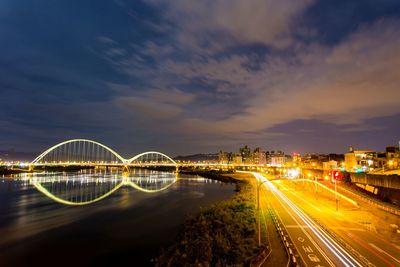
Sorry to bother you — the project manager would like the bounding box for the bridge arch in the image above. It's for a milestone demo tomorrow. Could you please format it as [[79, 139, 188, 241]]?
[[31, 174, 179, 205], [127, 151, 177, 166], [32, 180, 125, 206], [30, 139, 126, 165]]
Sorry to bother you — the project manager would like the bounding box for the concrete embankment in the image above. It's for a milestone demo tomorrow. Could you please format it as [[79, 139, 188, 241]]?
[[349, 173, 400, 206]]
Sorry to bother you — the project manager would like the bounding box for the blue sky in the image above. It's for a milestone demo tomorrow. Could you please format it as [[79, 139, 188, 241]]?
[[1, 0, 400, 156]]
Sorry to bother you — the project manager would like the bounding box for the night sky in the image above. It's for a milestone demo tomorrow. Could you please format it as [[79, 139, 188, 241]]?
[[1, 0, 400, 156]]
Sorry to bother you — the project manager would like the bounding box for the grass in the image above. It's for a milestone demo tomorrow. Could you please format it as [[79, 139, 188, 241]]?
[[156, 182, 261, 267]]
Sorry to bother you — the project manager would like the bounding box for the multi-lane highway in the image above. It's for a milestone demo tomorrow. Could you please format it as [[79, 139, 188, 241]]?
[[252, 172, 366, 267], [275, 178, 400, 267]]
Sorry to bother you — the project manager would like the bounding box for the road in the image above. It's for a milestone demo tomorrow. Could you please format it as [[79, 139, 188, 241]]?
[[275, 178, 400, 267], [252, 172, 365, 267]]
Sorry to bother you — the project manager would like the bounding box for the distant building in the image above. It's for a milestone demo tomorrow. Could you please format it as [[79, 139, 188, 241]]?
[[301, 153, 326, 168], [240, 145, 252, 164], [232, 153, 242, 165], [292, 153, 301, 163], [267, 150, 286, 167], [328, 153, 344, 163], [218, 150, 228, 164], [386, 146, 400, 159], [345, 147, 376, 172], [322, 160, 338, 170], [285, 154, 293, 165], [253, 147, 266, 165], [384, 146, 400, 169]]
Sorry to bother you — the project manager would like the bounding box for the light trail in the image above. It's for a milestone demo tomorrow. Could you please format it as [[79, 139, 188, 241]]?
[[252, 172, 364, 267], [277, 182, 322, 212], [368, 243, 400, 265], [261, 178, 336, 267], [291, 179, 359, 207]]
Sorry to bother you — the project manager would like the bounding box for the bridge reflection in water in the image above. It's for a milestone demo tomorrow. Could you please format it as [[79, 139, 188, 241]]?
[[27, 168, 179, 206]]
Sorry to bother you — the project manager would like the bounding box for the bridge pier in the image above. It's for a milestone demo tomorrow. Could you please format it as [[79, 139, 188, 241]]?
[[123, 165, 130, 174]]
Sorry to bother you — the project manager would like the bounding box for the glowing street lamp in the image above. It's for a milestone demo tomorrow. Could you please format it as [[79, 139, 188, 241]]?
[[383, 160, 394, 173], [332, 171, 340, 211], [256, 179, 269, 246], [257, 180, 269, 211]]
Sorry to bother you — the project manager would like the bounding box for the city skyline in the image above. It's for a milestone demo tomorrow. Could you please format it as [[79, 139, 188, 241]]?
[[1, 139, 399, 162], [1, 0, 400, 155]]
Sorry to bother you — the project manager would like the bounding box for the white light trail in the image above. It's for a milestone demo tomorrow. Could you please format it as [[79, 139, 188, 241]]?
[[252, 172, 363, 267]]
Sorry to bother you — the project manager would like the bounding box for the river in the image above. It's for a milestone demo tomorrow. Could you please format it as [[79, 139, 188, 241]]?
[[0, 169, 235, 266]]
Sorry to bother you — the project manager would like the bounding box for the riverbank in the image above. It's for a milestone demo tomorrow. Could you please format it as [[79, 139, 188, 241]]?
[[135, 166, 239, 184], [0, 165, 96, 176], [178, 168, 238, 184], [156, 174, 264, 266], [0, 167, 26, 175]]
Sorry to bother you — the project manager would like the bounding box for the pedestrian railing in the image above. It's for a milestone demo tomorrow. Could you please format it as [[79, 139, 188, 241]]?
[[268, 207, 300, 267]]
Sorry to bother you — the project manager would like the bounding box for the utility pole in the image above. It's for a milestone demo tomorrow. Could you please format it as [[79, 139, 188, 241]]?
[[315, 176, 318, 193], [314, 176, 318, 201], [332, 171, 338, 212], [257, 178, 269, 246], [257, 179, 269, 210], [335, 178, 338, 211]]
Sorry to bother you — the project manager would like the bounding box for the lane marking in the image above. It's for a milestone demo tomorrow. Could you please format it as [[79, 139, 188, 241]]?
[[345, 233, 396, 267], [303, 245, 314, 253], [261, 185, 319, 267], [286, 225, 309, 228], [257, 173, 362, 267], [291, 179, 359, 207], [308, 254, 321, 262], [244, 171, 363, 267], [330, 227, 365, 231], [281, 179, 400, 266], [285, 225, 366, 231], [368, 243, 400, 264], [259, 204, 274, 266], [275, 189, 355, 267], [260, 186, 313, 267], [262, 179, 335, 267], [278, 182, 322, 212]]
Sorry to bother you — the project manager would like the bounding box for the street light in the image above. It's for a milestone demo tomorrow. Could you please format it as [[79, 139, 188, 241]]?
[[314, 175, 318, 195], [257, 179, 269, 210], [335, 178, 338, 211], [331, 171, 339, 211], [382, 160, 394, 174], [256, 178, 269, 246]]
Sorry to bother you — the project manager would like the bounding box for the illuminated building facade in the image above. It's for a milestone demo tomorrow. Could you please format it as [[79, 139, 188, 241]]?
[[344, 147, 376, 172]]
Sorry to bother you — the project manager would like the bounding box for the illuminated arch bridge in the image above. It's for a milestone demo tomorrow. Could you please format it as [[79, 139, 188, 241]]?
[[29, 170, 179, 205], [30, 139, 177, 169]]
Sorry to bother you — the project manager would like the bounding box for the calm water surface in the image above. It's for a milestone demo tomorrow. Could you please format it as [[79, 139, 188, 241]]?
[[0, 169, 235, 267]]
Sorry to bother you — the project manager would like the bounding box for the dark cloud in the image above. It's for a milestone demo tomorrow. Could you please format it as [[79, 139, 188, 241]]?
[[1, 0, 400, 155]]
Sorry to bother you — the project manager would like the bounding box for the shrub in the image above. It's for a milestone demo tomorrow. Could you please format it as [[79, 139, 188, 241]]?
[[156, 183, 259, 266]]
